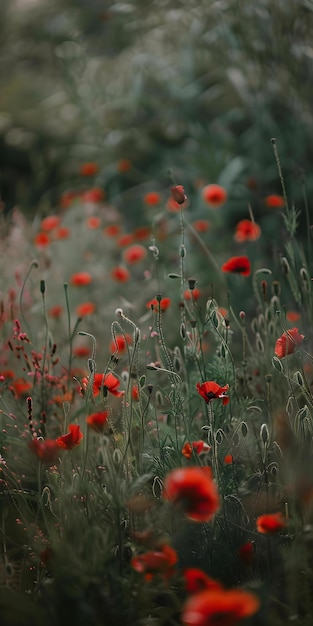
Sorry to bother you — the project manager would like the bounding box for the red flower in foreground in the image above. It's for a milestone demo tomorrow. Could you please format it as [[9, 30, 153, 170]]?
[[86, 411, 109, 432], [79, 162, 99, 177], [234, 219, 261, 242], [264, 194, 285, 208], [182, 440, 211, 460], [182, 587, 260, 626], [143, 191, 161, 206], [202, 184, 227, 208], [196, 381, 229, 405], [81, 372, 124, 398], [123, 244, 147, 264], [131, 544, 177, 582], [76, 302, 96, 317], [70, 272, 93, 287], [221, 256, 251, 276], [146, 297, 171, 312], [256, 512, 286, 534], [274, 327, 304, 358], [56, 424, 83, 450], [163, 466, 220, 522], [110, 266, 130, 283], [184, 569, 222, 594], [29, 438, 59, 463]]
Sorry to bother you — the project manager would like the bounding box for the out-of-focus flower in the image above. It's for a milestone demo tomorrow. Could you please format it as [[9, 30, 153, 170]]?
[[286, 311, 301, 323], [202, 184, 227, 208], [256, 512, 285, 534], [79, 162, 99, 176], [196, 381, 229, 405], [9, 378, 32, 398], [81, 372, 124, 398], [86, 410, 109, 432], [55, 226, 70, 240], [110, 266, 130, 283], [109, 333, 132, 354], [184, 569, 223, 594], [221, 256, 251, 276], [224, 454, 233, 464], [117, 159, 132, 172], [103, 224, 121, 237], [29, 438, 59, 463], [41, 215, 60, 231], [146, 297, 171, 312], [143, 192, 161, 206], [76, 302, 96, 317], [234, 219, 261, 242], [56, 424, 83, 450], [239, 542, 255, 566], [184, 288, 201, 301], [86, 216, 101, 229], [73, 345, 91, 358], [192, 220, 210, 233], [48, 305, 63, 319], [163, 466, 220, 522], [123, 244, 147, 264], [70, 272, 93, 287], [82, 187, 105, 203], [34, 232, 50, 248], [133, 226, 151, 241], [264, 194, 285, 208], [274, 327, 304, 358], [131, 544, 178, 582], [117, 233, 134, 247], [182, 586, 260, 626]]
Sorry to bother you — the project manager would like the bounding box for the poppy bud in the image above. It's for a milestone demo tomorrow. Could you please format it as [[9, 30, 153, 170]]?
[[171, 185, 187, 204]]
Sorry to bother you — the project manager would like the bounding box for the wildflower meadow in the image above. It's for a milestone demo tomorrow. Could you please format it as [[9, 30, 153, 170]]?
[[1, 1, 313, 625]]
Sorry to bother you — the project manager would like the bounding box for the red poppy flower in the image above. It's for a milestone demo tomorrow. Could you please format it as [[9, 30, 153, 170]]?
[[202, 184, 227, 208], [9, 378, 32, 398], [41, 215, 60, 231], [86, 216, 101, 229], [60, 190, 77, 208], [224, 454, 233, 464], [221, 256, 251, 276], [55, 226, 70, 240], [132, 385, 139, 401], [184, 288, 201, 301], [143, 191, 161, 206], [264, 194, 285, 208], [82, 187, 105, 203], [196, 381, 229, 405], [256, 512, 285, 534], [103, 224, 121, 237], [86, 410, 109, 432], [182, 587, 260, 626], [117, 159, 132, 172], [56, 424, 83, 450], [184, 569, 223, 594], [163, 466, 220, 522], [73, 345, 91, 358], [182, 441, 211, 460], [146, 297, 171, 312], [131, 544, 177, 582], [109, 333, 132, 354], [274, 327, 304, 358], [81, 372, 124, 398], [171, 184, 187, 205], [192, 220, 210, 233], [133, 226, 151, 241], [110, 266, 130, 283], [76, 302, 96, 317], [286, 311, 301, 323], [34, 232, 50, 248], [79, 162, 99, 177], [29, 438, 59, 463], [48, 305, 63, 318], [123, 244, 147, 264], [239, 542, 255, 566], [117, 233, 134, 247], [234, 219, 261, 242], [70, 272, 93, 287]]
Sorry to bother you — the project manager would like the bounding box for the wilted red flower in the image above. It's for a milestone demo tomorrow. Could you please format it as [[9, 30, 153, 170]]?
[[117, 159, 132, 172], [70, 272, 93, 287], [131, 544, 178, 582], [109, 333, 132, 354], [82, 187, 105, 203], [171, 185, 187, 205], [41, 215, 60, 231], [264, 194, 285, 208], [192, 220, 210, 233], [286, 311, 301, 323], [182, 587, 260, 626], [56, 424, 83, 450], [110, 266, 130, 283], [48, 305, 63, 318], [256, 512, 285, 534], [239, 542, 255, 566], [234, 219, 261, 242], [196, 381, 229, 405], [184, 569, 223, 594], [86, 410, 109, 432], [163, 466, 220, 522], [29, 438, 59, 464], [221, 256, 251, 276], [184, 288, 201, 301], [143, 191, 161, 206], [55, 226, 70, 240], [34, 232, 50, 248], [146, 297, 171, 312], [274, 327, 304, 358], [202, 184, 227, 208], [182, 440, 211, 460], [76, 302, 96, 317], [86, 216, 101, 229], [79, 162, 99, 177], [81, 372, 124, 398], [123, 244, 147, 264], [103, 224, 121, 237]]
